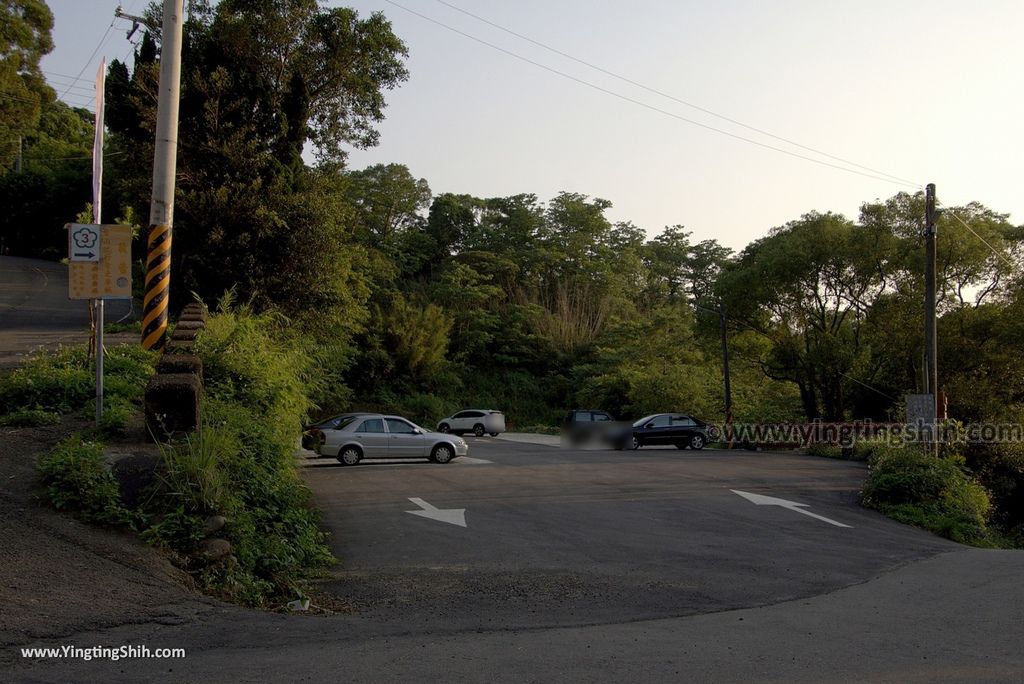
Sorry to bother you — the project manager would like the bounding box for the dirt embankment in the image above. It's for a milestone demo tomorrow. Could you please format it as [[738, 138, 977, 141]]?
[[0, 418, 215, 660]]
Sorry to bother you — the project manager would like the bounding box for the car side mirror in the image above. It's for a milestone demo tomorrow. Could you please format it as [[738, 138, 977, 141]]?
[[645, 423, 654, 428]]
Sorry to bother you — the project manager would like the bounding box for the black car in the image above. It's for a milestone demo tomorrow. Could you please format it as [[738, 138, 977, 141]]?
[[301, 412, 372, 451], [622, 413, 719, 450]]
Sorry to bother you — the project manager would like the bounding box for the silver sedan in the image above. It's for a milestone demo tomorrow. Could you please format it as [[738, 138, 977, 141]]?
[[316, 413, 469, 466]]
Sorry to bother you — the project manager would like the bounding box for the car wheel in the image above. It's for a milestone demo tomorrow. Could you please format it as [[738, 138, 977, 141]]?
[[338, 446, 362, 466], [432, 444, 454, 464], [630, 435, 641, 450], [438, 423, 450, 433], [473, 424, 485, 437], [689, 434, 706, 450], [489, 432, 499, 437]]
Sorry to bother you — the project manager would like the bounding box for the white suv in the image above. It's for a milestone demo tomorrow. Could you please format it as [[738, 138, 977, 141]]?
[[437, 409, 506, 437]]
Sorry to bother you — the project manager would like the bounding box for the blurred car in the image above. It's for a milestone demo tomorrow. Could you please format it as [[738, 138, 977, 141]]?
[[436, 409, 506, 437], [622, 413, 719, 450], [561, 409, 624, 446], [301, 412, 371, 450], [316, 413, 468, 465]]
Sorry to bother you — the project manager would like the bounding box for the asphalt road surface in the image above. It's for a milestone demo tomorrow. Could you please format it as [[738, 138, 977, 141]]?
[[10, 437, 1024, 682], [0, 256, 131, 368]]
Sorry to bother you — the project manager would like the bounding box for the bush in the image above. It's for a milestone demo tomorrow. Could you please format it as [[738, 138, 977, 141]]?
[[96, 397, 135, 437], [0, 408, 60, 427], [806, 442, 843, 459], [37, 436, 133, 527], [142, 301, 333, 606], [861, 445, 992, 545], [964, 442, 1024, 540]]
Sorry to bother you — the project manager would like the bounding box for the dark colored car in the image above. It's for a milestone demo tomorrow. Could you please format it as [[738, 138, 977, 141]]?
[[301, 412, 372, 451], [623, 413, 719, 450], [562, 409, 624, 446]]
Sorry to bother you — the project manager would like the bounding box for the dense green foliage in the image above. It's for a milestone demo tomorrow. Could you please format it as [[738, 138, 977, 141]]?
[[861, 445, 993, 545], [0, 0, 55, 171], [38, 435, 134, 526], [144, 302, 333, 605]]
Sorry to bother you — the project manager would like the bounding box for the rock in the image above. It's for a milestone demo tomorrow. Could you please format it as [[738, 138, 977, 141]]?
[[203, 515, 227, 535], [200, 538, 232, 560]]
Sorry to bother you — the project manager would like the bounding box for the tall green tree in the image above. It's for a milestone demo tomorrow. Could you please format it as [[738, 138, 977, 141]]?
[[0, 0, 54, 171]]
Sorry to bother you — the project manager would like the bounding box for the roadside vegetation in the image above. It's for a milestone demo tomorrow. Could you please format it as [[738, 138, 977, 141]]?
[[7, 301, 335, 607]]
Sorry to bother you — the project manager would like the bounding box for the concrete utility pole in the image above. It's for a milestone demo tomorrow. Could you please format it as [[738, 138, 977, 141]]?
[[141, 0, 184, 351], [718, 301, 733, 446], [923, 185, 938, 411], [924, 183, 939, 450]]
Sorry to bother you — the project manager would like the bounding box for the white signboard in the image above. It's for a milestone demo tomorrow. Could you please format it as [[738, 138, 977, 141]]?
[[68, 223, 101, 262]]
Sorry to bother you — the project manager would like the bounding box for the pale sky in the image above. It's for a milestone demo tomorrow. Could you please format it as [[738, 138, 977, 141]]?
[[42, 0, 1024, 250]]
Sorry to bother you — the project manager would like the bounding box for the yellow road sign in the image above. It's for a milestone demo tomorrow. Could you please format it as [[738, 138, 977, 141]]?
[[67, 224, 133, 300]]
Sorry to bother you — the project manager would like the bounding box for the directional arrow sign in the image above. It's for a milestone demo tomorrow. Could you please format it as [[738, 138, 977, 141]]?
[[405, 497, 466, 528], [731, 490, 851, 528]]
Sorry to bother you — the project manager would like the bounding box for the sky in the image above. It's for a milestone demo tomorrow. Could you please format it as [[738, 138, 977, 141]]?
[[41, 0, 1024, 251]]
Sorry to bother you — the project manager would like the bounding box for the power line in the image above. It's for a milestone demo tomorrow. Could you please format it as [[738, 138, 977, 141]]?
[[431, 0, 919, 188], [938, 202, 1017, 271], [58, 21, 115, 101], [382, 0, 920, 190]]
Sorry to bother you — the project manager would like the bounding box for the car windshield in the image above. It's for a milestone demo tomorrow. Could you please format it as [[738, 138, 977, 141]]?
[[632, 415, 660, 428]]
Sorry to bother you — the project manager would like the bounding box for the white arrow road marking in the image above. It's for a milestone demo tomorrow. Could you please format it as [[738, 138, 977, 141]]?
[[731, 490, 852, 528], [405, 497, 467, 528]]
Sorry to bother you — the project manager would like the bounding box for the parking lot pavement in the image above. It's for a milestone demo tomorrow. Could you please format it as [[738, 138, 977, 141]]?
[[495, 431, 562, 447], [301, 437, 954, 635]]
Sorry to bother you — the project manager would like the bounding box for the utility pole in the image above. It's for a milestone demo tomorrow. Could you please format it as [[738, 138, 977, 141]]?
[[141, 0, 184, 351], [924, 183, 938, 451], [718, 301, 734, 446]]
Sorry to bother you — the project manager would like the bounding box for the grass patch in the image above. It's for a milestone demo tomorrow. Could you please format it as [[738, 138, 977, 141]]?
[[0, 408, 61, 427], [0, 344, 156, 416], [37, 435, 134, 527]]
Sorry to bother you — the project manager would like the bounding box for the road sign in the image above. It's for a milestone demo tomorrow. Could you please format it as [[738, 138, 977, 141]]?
[[69, 224, 101, 262], [67, 224, 132, 300]]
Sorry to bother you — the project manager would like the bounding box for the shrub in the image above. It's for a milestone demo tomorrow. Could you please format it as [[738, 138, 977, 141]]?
[[37, 436, 133, 527], [142, 301, 333, 606], [396, 392, 451, 427], [96, 397, 135, 437], [0, 408, 60, 427], [806, 442, 842, 459], [861, 445, 992, 545], [964, 442, 1024, 538]]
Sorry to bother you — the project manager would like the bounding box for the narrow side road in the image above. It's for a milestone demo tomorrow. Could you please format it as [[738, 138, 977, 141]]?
[[0, 256, 131, 369]]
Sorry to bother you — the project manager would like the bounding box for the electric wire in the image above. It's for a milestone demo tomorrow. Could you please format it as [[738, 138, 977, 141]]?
[[431, 0, 919, 188], [383, 0, 920, 189]]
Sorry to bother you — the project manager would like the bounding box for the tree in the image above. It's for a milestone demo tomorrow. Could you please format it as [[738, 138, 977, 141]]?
[[0, 0, 54, 171], [104, 2, 410, 317], [719, 211, 895, 420], [345, 163, 431, 251]]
